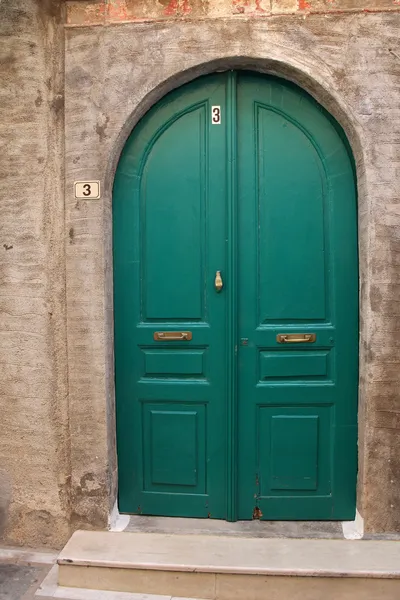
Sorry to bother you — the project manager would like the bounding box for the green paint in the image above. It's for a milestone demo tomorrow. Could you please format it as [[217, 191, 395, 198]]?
[[113, 72, 358, 520]]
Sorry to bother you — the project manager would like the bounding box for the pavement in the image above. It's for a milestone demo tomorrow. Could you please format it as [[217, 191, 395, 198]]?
[[0, 547, 56, 600], [0, 563, 52, 600]]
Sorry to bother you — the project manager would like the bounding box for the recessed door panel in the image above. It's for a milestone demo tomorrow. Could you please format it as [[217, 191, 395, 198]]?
[[143, 404, 206, 492], [142, 108, 206, 321], [259, 350, 330, 381], [269, 414, 319, 491], [256, 106, 327, 323], [142, 349, 206, 378]]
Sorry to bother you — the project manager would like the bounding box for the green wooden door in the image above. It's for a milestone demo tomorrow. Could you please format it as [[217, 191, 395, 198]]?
[[114, 75, 228, 518], [236, 73, 358, 520], [114, 72, 358, 520]]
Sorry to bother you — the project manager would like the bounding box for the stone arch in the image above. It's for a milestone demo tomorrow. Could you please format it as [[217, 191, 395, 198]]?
[[104, 56, 367, 524], [104, 57, 365, 199]]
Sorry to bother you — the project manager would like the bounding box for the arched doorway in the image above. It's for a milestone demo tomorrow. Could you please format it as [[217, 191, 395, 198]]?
[[113, 71, 358, 521]]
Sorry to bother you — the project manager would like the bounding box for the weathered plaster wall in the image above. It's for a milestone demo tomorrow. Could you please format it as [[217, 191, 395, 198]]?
[[0, 0, 70, 547], [65, 10, 400, 534]]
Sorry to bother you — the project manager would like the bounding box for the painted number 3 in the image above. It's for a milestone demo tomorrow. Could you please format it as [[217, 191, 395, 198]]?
[[212, 106, 221, 125]]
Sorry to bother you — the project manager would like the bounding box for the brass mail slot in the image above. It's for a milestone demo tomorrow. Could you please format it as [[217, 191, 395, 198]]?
[[277, 333, 316, 344], [154, 331, 192, 341]]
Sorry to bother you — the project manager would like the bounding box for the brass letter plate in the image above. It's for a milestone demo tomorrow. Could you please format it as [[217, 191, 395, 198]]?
[[277, 333, 316, 344], [154, 331, 192, 341]]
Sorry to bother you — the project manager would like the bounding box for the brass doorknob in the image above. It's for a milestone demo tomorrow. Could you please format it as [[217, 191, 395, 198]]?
[[215, 271, 223, 292]]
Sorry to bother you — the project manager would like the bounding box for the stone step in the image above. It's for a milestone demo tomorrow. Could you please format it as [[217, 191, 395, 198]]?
[[36, 565, 204, 600], [58, 530, 400, 600]]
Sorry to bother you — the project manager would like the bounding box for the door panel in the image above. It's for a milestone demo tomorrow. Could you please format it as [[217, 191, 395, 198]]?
[[237, 73, 358, 520], [143, 108, 205, 320], [259, 351, 331, 381], [114, 75, 228, 518], [257, 106, 326, 322], [269, 413, 320, 491], [114, 71, 358, 521], [143, 404, 206, 491]]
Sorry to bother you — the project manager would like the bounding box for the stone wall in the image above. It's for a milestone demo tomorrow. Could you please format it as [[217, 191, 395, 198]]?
[[0, 0, 400, 548], [0, 0, 70, 547]]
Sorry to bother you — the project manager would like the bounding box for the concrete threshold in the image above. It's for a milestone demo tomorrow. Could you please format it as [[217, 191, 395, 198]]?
[[125, 515, 345, 539]]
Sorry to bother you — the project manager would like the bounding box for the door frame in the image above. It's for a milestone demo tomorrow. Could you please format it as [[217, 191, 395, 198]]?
[[65, 39, 375, 530]]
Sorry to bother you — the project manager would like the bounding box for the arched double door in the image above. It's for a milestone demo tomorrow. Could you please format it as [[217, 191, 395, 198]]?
[[113, 72, 358, 520]]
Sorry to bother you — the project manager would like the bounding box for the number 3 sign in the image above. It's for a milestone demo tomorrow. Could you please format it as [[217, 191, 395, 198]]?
[[211, 106, 221, 125], [74, 181, 101, 199]]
